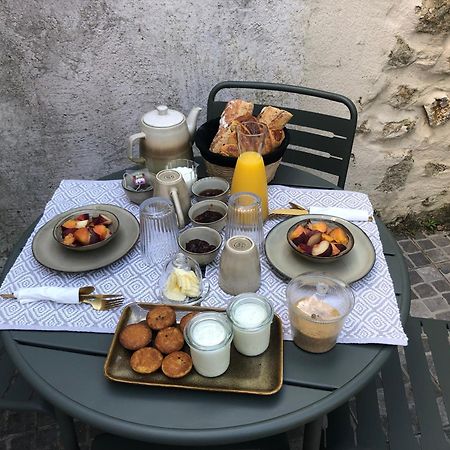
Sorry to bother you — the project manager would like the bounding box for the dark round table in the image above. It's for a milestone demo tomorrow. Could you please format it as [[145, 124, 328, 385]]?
[[0, 164, 410, 449]]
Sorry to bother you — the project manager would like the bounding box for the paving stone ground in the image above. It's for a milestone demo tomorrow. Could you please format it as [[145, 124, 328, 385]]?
[[1, 231, 450, 449]]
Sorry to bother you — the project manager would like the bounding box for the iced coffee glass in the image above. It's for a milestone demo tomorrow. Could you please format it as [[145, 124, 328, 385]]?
[[286, 273, 354, 353]]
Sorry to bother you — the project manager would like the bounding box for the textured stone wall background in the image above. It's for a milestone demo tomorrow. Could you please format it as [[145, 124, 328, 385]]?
[[1, 0, 449, 268]]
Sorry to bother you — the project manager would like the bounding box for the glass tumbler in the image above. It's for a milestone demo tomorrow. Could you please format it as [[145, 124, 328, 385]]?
[[166, 159, 199, 192], [139, 197, 179, 266], [225, 192, 264, 251]]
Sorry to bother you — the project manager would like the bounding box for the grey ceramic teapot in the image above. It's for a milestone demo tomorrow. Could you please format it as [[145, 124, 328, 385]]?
[[128, 105, 201, 173]]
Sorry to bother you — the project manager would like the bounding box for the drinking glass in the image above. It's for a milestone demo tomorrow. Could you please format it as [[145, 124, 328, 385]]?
[[231, 122, 269, 219], [139, 197, 179, 266], [236, 121, 268, 154], [225, 192, 264, 251], [166, 159, 199, 191]]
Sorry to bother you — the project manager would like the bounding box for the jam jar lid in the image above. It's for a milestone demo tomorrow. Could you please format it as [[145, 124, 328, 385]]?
[[286, 272, 354, 322]]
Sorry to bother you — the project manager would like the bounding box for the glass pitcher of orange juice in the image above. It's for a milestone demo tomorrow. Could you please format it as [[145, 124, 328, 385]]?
[[230, 122, 269, 220]]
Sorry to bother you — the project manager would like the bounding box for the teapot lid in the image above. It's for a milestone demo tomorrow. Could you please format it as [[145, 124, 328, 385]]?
[[142, 105, 184, 128]]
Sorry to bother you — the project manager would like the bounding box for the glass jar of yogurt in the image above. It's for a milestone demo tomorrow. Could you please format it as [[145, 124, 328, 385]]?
[[183, 313, 233, 377], [227, 293, 274, 356]]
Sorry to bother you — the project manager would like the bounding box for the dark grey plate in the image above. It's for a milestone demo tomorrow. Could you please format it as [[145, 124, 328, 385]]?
[[32, 204, 139, 272], [265, 215, 376, 283]]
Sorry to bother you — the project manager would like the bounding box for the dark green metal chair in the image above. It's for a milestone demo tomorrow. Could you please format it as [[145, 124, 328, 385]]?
[[321, 317, 450, 450], [206, 81, 358, 189]]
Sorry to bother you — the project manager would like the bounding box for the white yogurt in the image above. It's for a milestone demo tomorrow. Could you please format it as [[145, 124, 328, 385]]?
[[172, 166, 197, 191], [227, 294, 274, 356], [184, 313, 233, 377]]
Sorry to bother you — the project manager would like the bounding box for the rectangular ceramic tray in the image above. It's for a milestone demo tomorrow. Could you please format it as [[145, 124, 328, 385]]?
[[104, 303, 283, 395]]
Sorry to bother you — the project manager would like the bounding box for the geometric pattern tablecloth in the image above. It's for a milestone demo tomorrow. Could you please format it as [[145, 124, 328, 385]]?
[[207, 185, 407, 345], [0, 180, 407, 345]]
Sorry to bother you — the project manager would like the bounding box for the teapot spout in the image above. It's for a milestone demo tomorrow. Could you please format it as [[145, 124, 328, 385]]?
[[186, 106, 202, 139]]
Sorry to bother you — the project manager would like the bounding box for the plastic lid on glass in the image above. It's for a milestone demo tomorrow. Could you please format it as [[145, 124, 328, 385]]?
[[286, 272, 354, 322], [142, 105, 184, 128]]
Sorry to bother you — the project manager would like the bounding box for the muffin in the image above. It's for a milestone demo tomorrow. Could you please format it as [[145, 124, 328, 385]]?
[[119, 322, 152, 351], [179, 312, 198, 334], [154, 327, 184, 354], [130, 347, 163, 374], [162, 351, 193, 378], [146, 306, 176, 330]]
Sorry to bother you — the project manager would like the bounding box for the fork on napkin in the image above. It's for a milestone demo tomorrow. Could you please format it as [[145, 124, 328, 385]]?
[[0, 286, 124, 307]]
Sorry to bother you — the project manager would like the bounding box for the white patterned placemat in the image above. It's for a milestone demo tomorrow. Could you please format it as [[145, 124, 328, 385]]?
[[205, 185, 407, 346], [0, 181, 407, 346], [0, 180, 163, 333]]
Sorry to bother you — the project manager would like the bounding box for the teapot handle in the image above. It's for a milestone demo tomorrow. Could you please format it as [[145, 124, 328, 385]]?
[[170, 189, 185, 229], [128, 132, 146, 164]]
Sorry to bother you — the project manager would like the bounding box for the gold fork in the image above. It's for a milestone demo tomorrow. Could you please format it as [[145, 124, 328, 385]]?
[[80, 296, 124, 311]]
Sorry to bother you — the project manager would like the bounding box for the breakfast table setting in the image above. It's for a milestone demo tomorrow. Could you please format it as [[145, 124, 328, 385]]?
[[0, 99, 411, 450]]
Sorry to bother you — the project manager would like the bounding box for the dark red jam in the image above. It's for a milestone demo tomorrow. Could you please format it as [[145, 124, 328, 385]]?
[[194, 210, 224, 223], [186, 239, 216, 253]]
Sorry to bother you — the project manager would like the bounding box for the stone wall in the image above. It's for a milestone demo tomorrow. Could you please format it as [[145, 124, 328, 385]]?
[[301, 0, 450, 224], [0, 0, 449, 266]]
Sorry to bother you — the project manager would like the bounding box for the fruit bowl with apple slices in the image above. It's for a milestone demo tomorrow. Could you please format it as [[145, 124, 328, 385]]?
[[286, 217, 354, 263], [53, 207, 120, 252]]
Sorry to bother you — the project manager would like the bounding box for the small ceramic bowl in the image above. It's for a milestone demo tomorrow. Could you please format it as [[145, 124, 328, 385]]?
[[191, 177, 230, 203], [53, 207, 120, 252], [188, 200, 228, 232], [178, 226, 223, 266], [122, 171, 154, 205], [287, 217, 354, 263]]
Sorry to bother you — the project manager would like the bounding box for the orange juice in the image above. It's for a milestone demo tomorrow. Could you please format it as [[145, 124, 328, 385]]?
[[231, 151, 268, 219]]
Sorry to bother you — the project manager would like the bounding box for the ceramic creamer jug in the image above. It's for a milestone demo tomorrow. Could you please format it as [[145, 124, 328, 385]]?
[[147, 169, 191, 228], [128, 105, 201, 173]]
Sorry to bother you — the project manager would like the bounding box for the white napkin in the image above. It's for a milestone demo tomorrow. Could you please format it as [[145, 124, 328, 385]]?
[[309, 207, 371, 222], [14, 287, 81, 305]]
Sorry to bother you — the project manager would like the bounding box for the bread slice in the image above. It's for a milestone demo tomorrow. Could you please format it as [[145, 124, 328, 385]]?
[[219, 99, 254, 128], [257, 106, 293, 130]]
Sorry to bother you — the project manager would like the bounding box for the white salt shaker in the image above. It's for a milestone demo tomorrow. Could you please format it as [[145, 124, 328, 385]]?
[[183, 312, 233, 377], [227, 293, 274, 356]]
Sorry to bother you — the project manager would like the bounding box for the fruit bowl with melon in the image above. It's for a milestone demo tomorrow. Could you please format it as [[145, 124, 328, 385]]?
[[53, 208, 119, 252], [287, 217, 354, 262]]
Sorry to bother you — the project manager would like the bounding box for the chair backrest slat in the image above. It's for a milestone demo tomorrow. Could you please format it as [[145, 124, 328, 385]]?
[[286, 128, 350, 159], [282, 149, 347, 180], [205, 81, 357, 188]]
